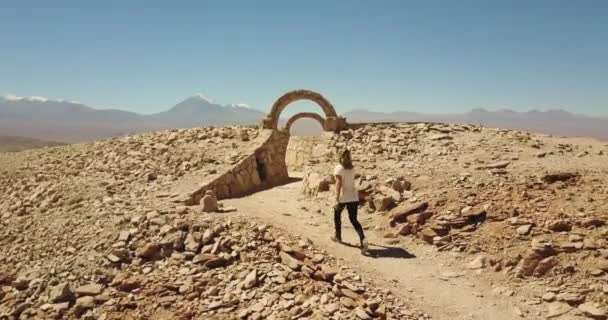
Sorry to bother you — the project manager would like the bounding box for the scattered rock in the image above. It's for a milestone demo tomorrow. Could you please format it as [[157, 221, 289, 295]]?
[[354, 306, 373, 319], [340, 296, 358, 309], [429, 134, 453, 141], [578, 303, 607, 320], [542, 292, 556, 302], [476, 160, 511, 170], [243, 270, 258, 289], [597, 260, 608, 271], [548, 220, 572, 232], [557, 292, 585, 305], [74, 296, 95, 315], [467, 255, 486, 270], [534, 256, 558, 276], [582, 218, 606, 228], [542, 172, 579, 184], [204, 256, 227, 269], [419, 228, 437, 244], [516, 224, 533, 235], [136, 242, 161, 260], [390, 201, 429, 225], [115, 274, 144, 292], [49, 283, 74, 303], [74, 284, 103, 297], [373, 195, 395, 212], [2, 122, 605, 320], [516, 239, 557, 277], [547, 302, 573, 318], [398, 223, 412, 236], [325, 303, 340, 314], [202, 190, 219, 212], [279, 251, 302, 271]]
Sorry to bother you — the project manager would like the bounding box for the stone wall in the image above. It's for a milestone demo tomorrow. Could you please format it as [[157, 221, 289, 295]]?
[[184, 126, 349, 206], [186, 129, 290, 205], [285, 133, 335, 172], [347, 121, 442, 131], [286, 136, 320, 171]]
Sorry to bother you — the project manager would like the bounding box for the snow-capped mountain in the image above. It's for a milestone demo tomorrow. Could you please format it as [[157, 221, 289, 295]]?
[[3, 93, 606, 143], [0, 94, 265, 142], [150, 94, 264, 128]]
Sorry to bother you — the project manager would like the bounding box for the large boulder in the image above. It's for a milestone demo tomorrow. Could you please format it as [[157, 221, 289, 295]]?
[[390, 201, 429, 226], [372, 195, 395, 212], [49, 283, 74, 303], [516, 239, 558, 277], [303, 171, 331, 195]]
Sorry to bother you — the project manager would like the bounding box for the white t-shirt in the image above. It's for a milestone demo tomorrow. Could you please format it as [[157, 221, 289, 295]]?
[[334, 164, 359, 203]]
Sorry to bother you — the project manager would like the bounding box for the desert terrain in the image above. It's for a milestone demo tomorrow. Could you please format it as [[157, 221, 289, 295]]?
[[0, 120, 607, 320], [3, 2, 606, 319], [0, 136, 65, 153]]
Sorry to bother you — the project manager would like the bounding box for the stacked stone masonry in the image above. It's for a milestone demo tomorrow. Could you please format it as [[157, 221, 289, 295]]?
[[286, 134, 335, 171], [284, 112, 327, 132], [187, 129, 289, 205], [186, 89, 348, 206], [262, 89, 347, 132]]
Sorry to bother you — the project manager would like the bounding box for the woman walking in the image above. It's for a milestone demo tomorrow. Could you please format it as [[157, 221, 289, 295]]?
[[332, 149, 368, 254]]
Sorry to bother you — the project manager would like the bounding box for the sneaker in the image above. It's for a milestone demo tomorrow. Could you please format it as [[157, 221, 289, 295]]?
[[361, 239, 369, 254], [331, 235, 342, 243]]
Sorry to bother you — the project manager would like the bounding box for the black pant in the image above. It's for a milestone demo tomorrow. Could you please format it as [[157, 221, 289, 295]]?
[[334, 201, 365, 243]]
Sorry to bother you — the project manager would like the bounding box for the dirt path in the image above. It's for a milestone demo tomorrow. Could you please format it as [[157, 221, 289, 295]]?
[[223, 178, 534, 320]]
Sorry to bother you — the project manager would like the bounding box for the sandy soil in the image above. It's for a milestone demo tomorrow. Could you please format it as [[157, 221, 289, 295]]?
[[225, 176, 555, 320]]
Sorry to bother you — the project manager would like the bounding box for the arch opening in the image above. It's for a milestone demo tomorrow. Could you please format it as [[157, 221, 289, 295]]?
[[284, 112, 328, 177], [284, 112, 326, 133], [262, 89, 347, 132], [287, 118, 324, 137]]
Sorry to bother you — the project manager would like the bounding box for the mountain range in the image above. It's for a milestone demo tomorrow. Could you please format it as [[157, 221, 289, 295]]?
[[0, 94, 265, 142], [1, 94, 607, 143]]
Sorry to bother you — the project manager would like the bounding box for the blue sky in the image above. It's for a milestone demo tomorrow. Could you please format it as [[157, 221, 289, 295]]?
[[1, 0, 607, 116]]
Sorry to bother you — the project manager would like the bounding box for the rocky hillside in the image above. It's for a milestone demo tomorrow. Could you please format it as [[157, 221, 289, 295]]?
[[299, 122, 608, 318], [0, 125, 420, 319], [344, 109, 608, 141]]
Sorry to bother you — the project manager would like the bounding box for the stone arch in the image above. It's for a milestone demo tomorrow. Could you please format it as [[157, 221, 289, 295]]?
[[284, 112, 326, 132], [262, 89, 347, 132]]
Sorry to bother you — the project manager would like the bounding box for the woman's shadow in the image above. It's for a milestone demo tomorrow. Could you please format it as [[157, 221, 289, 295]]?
[[341, 241, 416, 259]]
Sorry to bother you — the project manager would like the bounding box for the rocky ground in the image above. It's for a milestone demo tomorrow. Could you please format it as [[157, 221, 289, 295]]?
[[2, 121, 607, 320], [301, 122, 608, 319], [0, 125, 420, 319]]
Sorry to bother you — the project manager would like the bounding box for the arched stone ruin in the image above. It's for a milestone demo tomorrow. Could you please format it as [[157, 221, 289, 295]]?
[[261, 89, 348, 132], [186, 90, 347, 205], [284, 112, 327, 132]]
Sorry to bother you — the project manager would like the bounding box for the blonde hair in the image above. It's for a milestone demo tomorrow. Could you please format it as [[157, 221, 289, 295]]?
[[339, 149, 353, 170]]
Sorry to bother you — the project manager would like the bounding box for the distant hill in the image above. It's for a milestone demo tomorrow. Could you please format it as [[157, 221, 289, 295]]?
[[344, 108, 608, 140], [150, 94, 264, 128], [0, 136, 66, 153], [0, 94, 265, 142], [2, 94, 607, 143]]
